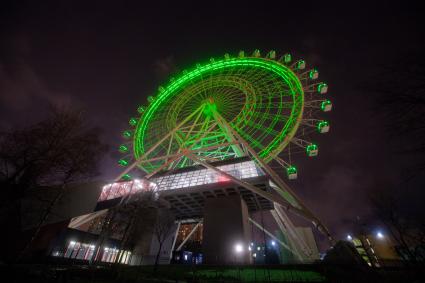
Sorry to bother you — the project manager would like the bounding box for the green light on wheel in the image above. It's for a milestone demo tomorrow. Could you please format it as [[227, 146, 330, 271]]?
[[122, 130, 132, 139], [137, 106, 145, 114], [317, 121, 330, 133], [287, 166, 297, 174], [321, 100, 332, 112], [309, 69, 319, 80], [122, 174, 131, 181], [296, 60, 306, 70], [118, 159, 129, 166], [119, 145, 129, 153], [129, 118, 138, 126], [306, 144, 319, 157], [203, 102, 217, 117], [268, 50, 276, 59], [147, 96, 155, 103], [317, 83, 328, 94], [284, 53, 292, 63], [287, 166, 298, 180]]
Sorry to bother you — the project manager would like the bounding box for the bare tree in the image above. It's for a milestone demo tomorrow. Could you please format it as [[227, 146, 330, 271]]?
[[369, 186, 425, 263], [368, 52, 425, 176], [112, 190, 158, 264], [0, 107, 107, 193], [0, 107, 108, 261], [367, 49, 425, 264], [153, 208, 175, 272]]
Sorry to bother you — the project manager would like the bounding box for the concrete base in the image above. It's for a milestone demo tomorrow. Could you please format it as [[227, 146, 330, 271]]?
[[127, 207, 156, 265], [127, 208, 178, 266], [202, 195, 251, 264]]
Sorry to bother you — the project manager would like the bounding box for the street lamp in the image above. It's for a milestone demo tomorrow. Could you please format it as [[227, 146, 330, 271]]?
[[234, 243, 243, 253], [347, 234, 353, 241], [376, 231, 384, 239]]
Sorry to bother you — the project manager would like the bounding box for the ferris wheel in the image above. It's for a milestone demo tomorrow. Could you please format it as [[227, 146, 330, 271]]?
[[112, 50, 334, 244], [118, 50, 332, 181]]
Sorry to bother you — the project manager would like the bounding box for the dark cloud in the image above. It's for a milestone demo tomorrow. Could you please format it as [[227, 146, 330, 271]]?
[[0, 62, 79, 130], [0, 33, 82, 128]]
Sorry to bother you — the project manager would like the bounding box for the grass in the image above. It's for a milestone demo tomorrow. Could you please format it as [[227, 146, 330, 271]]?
[[189, 268, 326, 282], [117, 265, 327, 282], [1, 263, 328, 282]]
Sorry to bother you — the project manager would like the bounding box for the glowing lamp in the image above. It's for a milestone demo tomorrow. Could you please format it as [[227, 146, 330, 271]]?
[[218, 175, 230, 182], [306, 144, 318, 157], [122, 130, 132, 139], [268, 50, 276, 59], [317, 83, 328, 94], [296, 60, 306, 70], [129, 117, 138, 126], [137, 106, 145, 114], [119, 144, 129, 153], [317, 121, 330, 133], [234, 243, 244, 253], [309, 69, 319, 80], [286, 166, 298, 180], [118, 159, 129, 167], [321, 100, 332, 112], [122, 174, 131, 181]]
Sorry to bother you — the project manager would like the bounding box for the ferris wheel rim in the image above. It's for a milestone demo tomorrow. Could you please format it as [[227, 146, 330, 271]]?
[[133, 56, 305, 169]]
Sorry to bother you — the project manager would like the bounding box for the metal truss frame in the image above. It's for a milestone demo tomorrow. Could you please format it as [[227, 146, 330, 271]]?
[[74, 103, 333, 262], [175, 221, 203, 251]]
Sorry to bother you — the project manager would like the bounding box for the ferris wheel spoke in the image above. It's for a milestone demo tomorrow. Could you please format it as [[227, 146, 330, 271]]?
[[121, 52, 329, 179], [112, 51, 335, 244]]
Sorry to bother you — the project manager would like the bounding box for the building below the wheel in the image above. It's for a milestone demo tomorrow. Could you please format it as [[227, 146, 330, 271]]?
[[17, 157, 320, 265]]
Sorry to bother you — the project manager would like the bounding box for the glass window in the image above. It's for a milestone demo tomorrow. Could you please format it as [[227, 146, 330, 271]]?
[[64, 241, 77, 258]]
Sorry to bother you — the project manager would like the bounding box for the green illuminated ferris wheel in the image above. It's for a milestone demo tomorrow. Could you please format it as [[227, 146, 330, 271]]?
[[118, 50, 332, 181]]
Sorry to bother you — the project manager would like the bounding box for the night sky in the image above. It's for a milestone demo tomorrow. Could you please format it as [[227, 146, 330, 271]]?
[[1, 1, 424, 249]]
